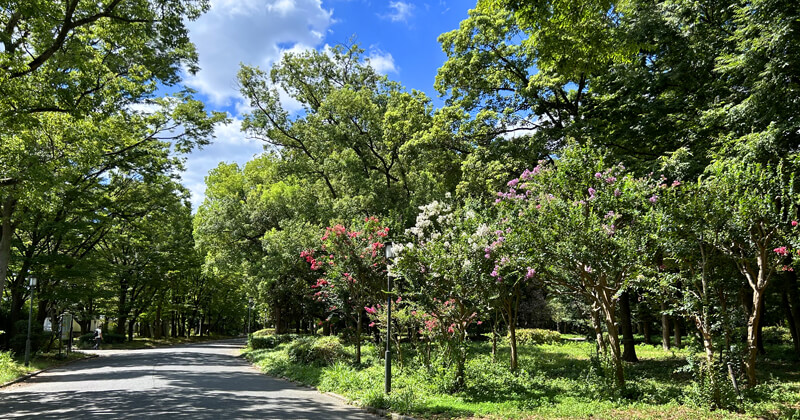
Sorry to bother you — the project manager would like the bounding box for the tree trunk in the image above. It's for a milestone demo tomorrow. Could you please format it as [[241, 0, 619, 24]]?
[[0, 198, 17, 303], [674, 317, 682, 348], [756, 303, 766, 355], [691, 314, 714, 362], [509, 320, 518, 371], [643, 319, 651, 345], [116, 279, 128, 335], [783, 288, 800, 354], [661, 302, 671, 350], [274, 305, 283, 334], [491, 320, 498, 360], [619, 291, 638, 362], [9, 284, 24, 336], [127, 316, 135, 341], [744, 287, 765, 386], [784, 270, 800, 356], [590, 305, 606, 353], [154, 305, 162, 339], [599, 300, 625, 387]]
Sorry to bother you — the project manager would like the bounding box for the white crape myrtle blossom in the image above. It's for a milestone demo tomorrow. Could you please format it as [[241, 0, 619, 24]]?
[[406, 199, 454, 240]]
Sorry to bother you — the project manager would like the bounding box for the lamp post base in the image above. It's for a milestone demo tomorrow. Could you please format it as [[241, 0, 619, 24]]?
[[384, 351, 391, 394], [24, 338, 31, 366]]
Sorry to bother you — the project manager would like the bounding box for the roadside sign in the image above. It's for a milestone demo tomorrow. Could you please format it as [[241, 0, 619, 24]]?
[[61, 313, 73, 340]]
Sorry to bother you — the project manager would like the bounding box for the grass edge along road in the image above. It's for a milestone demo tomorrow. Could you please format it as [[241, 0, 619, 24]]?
[[0, 350, 91, 386], [243, 334, 800, 420]]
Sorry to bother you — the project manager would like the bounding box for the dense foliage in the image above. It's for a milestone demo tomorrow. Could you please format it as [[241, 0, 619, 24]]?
[[3, 0, 800, 416]]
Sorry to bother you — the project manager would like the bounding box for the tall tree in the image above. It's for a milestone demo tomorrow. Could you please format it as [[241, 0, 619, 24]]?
[[238, 44, 456, 228], [0, 0, 213, 302]]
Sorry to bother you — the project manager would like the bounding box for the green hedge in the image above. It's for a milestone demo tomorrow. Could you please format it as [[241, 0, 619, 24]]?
[[252, 328, 275, 337], [286, 336, 346, 366], [510, 328, 561, 345], [248, 334, 298, 350]]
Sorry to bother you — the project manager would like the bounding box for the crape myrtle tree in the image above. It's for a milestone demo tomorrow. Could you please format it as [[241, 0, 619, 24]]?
[[495, 144, 657, 387], [703, 144, 799, 386], [0, 0, 214, 301], [393, 198, 494, 388], [652, 165, 743, 406], [303, 217, 390, 364]]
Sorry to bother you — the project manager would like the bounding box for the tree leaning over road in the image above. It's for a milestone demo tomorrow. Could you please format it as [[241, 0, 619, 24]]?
[[0, 0, 217, 307]]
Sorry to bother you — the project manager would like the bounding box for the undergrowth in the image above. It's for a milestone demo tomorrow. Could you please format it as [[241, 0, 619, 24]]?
[[243, 337, 800, 419]]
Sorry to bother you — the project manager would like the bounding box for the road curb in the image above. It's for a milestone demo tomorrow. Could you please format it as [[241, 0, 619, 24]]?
[[0, 353, 98, 389]]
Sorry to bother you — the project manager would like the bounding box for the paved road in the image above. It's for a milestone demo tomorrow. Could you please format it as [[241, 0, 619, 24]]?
[[0, 339, 377, 419]]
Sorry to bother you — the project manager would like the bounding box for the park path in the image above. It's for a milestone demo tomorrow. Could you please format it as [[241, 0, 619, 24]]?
[[0, 339, 377, 419]]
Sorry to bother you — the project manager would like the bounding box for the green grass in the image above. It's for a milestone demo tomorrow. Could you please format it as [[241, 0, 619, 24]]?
[[1, 350, 90, 385], [243, 338, 800, 419]]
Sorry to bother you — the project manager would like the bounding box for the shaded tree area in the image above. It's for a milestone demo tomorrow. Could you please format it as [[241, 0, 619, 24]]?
[[0, 0, 232, 349]]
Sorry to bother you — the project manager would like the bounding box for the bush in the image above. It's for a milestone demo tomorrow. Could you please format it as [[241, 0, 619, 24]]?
[[511, 328, 561, 345], [286, 336, 346, 366], [252, 328, 275, 337], [248, 334, 298, 350], [762, 326, 792, 344], [9, 321, 51, 354]]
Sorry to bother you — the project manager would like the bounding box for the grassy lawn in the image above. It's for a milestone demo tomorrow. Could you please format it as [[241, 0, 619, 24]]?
[[243, 338, 800, 419], [1, 350, 91, 385]]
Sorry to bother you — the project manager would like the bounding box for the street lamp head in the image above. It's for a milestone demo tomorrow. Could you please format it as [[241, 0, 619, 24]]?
[[384, 241, 395, 259], [29, 277, 37, 287]]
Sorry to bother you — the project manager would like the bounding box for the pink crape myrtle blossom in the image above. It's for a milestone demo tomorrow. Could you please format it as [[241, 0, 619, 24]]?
[[774, 246, 789, 256]]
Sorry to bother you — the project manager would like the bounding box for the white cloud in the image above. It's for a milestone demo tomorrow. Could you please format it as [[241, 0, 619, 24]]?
[[184, 0, 333, 108], [180, 0, 333, 209], [181, 116, 265, 210], [382, 1, 415, 22], [367, 51, 397, 74]]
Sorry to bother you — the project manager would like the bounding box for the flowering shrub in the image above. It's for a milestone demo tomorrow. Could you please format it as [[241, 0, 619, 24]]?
[[393, 198, 494, 388], [364, 296, 420, 367], [303, 216, 390, 364], [492, 143, 659, 387]]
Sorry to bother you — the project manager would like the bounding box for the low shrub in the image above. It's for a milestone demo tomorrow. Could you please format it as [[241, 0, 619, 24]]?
[[286, 336, 346, 366], [249, 334, 298, 350], [252, 328, 275, 337], [762, 326, 792, 344], [310, 336, 347, 365], [511, 328, 561, 345]]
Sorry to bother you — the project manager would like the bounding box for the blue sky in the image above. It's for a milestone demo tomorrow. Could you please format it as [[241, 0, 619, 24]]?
[[178, 0, 472, 209]]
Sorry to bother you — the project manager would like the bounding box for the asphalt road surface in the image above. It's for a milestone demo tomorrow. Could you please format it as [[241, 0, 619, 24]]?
[[0, 339, 378, 419]]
